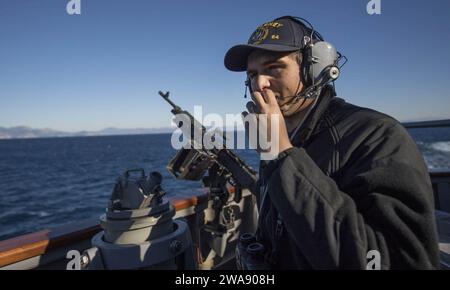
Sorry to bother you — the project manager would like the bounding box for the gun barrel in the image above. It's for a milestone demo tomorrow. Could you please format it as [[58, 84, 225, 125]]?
[[158, 91, 180, 111]]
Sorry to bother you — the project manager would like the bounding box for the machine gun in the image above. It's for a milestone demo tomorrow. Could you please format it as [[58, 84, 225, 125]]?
[[159, 91, 257, 198], [160, 91, 258, 259]]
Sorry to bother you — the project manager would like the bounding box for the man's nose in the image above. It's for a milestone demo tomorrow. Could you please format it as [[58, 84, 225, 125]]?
[[252, 75, 271, 93]]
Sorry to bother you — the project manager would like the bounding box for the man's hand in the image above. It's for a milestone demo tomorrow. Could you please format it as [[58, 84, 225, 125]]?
[[242, 89, 293, 158]]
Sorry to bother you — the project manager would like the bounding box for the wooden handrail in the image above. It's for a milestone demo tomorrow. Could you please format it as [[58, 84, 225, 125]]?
[[0, 222, 100, 268], [172, 193, 209, 212], [0, 192, 209, 268]]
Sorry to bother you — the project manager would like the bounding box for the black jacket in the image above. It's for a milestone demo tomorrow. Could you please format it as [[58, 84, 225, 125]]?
[[256, 86, 440, 269]]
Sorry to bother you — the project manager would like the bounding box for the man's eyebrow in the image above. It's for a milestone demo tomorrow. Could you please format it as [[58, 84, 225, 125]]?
[[262, 59, 285, 66]]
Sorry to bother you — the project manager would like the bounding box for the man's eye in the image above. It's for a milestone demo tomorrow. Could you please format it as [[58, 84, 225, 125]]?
[[266, 66, 283, 75], [268, 66, 282, 71]]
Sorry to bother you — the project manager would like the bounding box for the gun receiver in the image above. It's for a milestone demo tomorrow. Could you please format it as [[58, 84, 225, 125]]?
[[159, 91, 257, 195]]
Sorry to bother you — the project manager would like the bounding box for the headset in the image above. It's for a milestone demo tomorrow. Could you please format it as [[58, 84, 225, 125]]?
[[244, 16, 347, 105]]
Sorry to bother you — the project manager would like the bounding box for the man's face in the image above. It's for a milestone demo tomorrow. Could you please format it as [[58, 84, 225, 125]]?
[[246, 50, 304, 111]]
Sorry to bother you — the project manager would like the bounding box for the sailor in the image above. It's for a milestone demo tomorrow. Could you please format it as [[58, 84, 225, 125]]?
[[224, 15, 440, 269]]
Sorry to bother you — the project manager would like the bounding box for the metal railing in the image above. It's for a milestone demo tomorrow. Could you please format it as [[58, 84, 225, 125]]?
[[402, 119, 450, 129]]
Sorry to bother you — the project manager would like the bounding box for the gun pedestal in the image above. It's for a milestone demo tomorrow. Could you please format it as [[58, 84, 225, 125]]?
[[82, 169, 197, 270]]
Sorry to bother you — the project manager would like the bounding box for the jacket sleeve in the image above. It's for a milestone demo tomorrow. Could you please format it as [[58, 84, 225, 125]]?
[[264, 121, 440, 269]]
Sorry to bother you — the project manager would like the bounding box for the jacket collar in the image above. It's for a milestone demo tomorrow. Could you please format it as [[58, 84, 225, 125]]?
[[290, 85, 336, 148]]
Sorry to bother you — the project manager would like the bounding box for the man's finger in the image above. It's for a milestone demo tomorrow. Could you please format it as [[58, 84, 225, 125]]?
[[263, 89, 278, 106], [252, 91, 267, 110]]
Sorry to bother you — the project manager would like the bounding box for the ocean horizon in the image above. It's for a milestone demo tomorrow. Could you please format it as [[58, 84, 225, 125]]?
[[1, 129, 449, 241]]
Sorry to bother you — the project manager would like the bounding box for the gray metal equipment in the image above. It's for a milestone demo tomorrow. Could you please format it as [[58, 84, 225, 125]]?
[[306, 41, 340, 85], [236, 233, 269, 270], [81, 169, 197, 270]]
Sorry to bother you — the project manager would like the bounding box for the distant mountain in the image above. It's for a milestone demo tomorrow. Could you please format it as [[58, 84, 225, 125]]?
[[0, 126, 174, 140]]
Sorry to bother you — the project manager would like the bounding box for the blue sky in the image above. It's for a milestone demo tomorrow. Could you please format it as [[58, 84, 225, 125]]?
[[0, 0, 449, 132]]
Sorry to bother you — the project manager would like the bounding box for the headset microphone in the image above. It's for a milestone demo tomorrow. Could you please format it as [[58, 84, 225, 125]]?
[[244, 79, 249, 98]]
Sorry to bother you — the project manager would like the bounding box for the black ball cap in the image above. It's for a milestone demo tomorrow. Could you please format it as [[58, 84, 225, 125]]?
[[224, 16, 312, 72]]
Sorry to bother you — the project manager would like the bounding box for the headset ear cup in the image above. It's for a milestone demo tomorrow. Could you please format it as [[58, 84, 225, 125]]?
[[303, 41, 340, 87]]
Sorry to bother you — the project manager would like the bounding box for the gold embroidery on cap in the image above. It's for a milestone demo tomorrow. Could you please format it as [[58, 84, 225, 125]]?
[[271, 34, 280, 40], [250, 27, 269, 44], [262, 22, 283, 28], [249, 22, 283, 44]]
